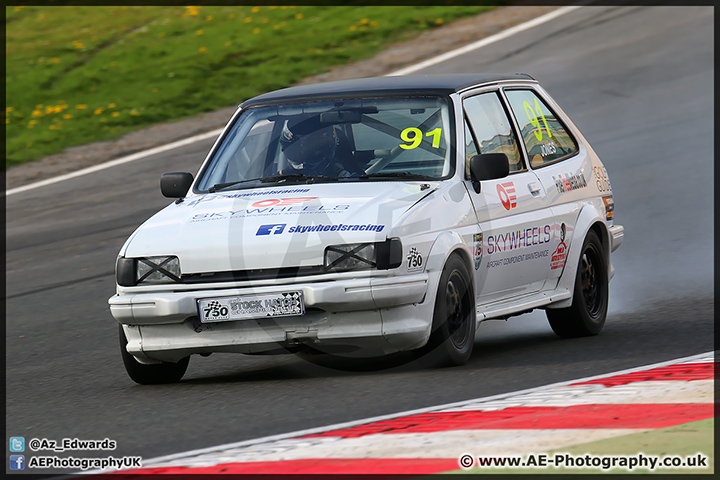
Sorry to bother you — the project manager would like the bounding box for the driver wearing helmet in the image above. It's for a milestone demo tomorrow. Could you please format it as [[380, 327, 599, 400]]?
[[279, 117, 360, 177]]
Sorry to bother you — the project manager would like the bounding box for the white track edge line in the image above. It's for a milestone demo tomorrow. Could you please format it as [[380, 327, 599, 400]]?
[[386, 5, 583, 77], [139, 350, 715, 467], [9, 4, 584, 197], [5, 128, 223, 197]]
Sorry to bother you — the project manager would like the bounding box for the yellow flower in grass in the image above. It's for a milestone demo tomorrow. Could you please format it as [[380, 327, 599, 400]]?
[[251, 7, 260, 13], [108, 103, 116, 108], [435, 18, 444, 25], [199, 47, 208, 53], [205, 15, 213, 21], [295, 13, 303, 20], [32, 109, 43, 117], [348, 25, 357, 31], [6, 118, 9, 124], [76, 104, 87, 110], [28, 120, 38, 128], [6, 107, 14, 113], [359, 19, 368, 25], [244, 17, 252, 23], [49, 124, 61, 130], [183, 6, 200, 17], [196, 29, 204, 35], [112, 112, 120, 117], [130, 110, 140, 116], [94, 108, 104, 115], [64, 114, 73, 119], [252, 28, 260, 34]]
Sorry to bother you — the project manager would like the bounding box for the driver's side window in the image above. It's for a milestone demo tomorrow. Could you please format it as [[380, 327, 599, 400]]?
[[463, 92, 525, 177]]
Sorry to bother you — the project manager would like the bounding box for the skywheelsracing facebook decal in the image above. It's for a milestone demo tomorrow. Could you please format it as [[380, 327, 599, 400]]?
[[256, 223, 385, 235]]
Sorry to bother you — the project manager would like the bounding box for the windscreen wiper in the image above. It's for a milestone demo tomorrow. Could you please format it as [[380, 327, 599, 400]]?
[[258, 173, 339, 184], [353, 172, 437, 181], [208, 173, 338, 192]]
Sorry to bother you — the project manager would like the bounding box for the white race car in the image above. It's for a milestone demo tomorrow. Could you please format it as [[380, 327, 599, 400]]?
[[109, 74, 623, 384]]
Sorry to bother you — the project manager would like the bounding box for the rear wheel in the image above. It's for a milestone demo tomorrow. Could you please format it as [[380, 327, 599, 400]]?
[[415, 254, 475, 367], [547, 230, 608, 337], [119, 325, 189, 384]]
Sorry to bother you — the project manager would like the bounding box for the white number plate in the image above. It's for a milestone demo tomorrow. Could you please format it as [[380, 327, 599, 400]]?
[[197, 291, 305, 323]]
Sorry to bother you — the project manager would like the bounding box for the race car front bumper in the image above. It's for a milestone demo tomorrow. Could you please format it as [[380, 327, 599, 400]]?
[[109, 273, 435, 363]]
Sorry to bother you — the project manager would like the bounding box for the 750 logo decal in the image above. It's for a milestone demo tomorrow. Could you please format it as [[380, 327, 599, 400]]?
[[406, 247, 423, 272], [497, 182, 517, 210]]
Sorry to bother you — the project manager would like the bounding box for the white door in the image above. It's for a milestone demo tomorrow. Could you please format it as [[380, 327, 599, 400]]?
[[462, 91, 556, 306]]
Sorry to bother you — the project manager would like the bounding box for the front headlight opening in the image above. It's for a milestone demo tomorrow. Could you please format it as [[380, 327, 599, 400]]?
[[137, 256, 181, 284], [324, 239, 402, 271], [116, 256, 181, 286], [325, 244, 376, 271]]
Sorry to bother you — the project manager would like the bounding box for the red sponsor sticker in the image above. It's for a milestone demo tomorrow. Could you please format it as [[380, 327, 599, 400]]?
[[550, 241, 567, 270], [497, 182, 517, 210]]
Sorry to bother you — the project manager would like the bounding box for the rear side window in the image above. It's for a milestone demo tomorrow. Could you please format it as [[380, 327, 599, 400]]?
[[504, 89, 578, 168]]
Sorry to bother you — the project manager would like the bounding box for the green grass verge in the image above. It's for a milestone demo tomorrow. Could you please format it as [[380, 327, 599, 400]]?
[[5, 4, 499, 167], [442, 418, 714, 475]]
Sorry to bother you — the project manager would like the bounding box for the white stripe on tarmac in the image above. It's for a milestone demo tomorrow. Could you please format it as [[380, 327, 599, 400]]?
[[385, 5, 582, 76], [136, 351, 714, 468], [7, 5, 582, 197], [5, 128, 223, 196]]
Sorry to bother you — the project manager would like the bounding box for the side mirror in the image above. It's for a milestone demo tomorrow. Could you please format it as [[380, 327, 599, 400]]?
[[161, 172, 194, 199], [469, 153, 510, 193]]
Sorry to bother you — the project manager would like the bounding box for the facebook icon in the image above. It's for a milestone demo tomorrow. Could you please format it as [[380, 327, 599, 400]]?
[[9, 455, 25, 470], [256, 224, 286, 235]]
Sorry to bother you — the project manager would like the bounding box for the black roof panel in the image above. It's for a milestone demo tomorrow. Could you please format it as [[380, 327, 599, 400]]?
[[241, 73, 535, 108]]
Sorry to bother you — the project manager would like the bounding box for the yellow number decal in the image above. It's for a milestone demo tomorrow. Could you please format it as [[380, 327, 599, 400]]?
[[425, 127, 441, 148], [400, 127, 442, 149], [523, 101, 543, 142], [400, 127, 422, 150], [523, 99, 553, 142], [535, 98, 552, 139]]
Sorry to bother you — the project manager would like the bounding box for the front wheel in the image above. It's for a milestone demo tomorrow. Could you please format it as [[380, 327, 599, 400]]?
[[119, 325, 189, 384], [547, 230, 608, 338], [415, 254, 475, 367]]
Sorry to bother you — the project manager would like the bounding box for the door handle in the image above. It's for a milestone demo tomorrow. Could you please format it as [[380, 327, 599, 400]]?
[[528, 182, 542, 195]]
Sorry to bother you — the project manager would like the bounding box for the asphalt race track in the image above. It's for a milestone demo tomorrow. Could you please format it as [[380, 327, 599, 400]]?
[[6, 6, 713, 473]]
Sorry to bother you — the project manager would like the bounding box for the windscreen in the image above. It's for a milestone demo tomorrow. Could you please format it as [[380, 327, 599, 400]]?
[[196, 97, 454, 191]]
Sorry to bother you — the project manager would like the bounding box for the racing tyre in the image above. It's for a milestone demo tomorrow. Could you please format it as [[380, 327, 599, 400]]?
[[547, 230, 608, 338], [415, 254, 475, 367], [119, 325, 189, 384]]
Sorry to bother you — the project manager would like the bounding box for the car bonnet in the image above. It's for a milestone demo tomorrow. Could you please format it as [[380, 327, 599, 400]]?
[[121, 181, 439, 273]]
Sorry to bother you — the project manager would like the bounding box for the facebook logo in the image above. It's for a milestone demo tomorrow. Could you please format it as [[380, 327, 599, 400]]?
[[9, 455, 25, 470], [9, 437, 24, 452], [256, 224, 286, 235]]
